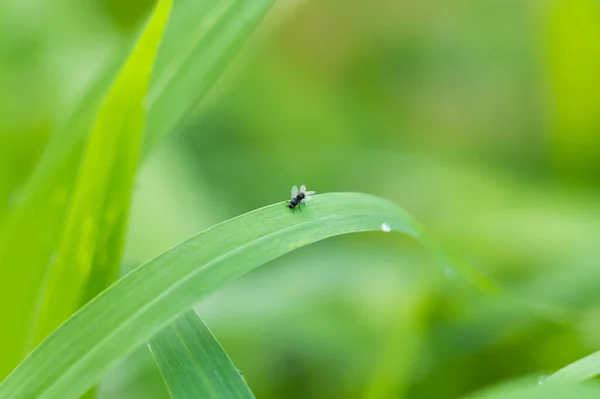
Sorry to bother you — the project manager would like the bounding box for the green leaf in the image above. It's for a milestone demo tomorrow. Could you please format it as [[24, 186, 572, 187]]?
[[145, 0, 274, 150], [543, 350, 600, 385], [546, 0, 600, 182], [0, 0, 272, 378], [464, 381, 600, 399], [0, 193, 429, 399], [148, 310, 255, 399], [0, 60, 128, 379], [28, 0, 173, 350]]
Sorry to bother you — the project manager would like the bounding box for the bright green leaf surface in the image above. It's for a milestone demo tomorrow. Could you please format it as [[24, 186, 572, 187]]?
[[0, 193, 423, 399], [464, 382, 600, 399], [0, 66, 127, 378], [544, 350, 600, 386], [29, 0, 173, 350], [148, 310, 255, 399], [547, 0, 600, 182], [0, 0, 272, 378]]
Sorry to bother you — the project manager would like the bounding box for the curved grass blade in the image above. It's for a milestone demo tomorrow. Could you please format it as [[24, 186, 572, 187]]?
[[543, 350, 600, 386], [0, 193, 425, 399], [148, 310, 255, 399], [0, 0, 272, 378]]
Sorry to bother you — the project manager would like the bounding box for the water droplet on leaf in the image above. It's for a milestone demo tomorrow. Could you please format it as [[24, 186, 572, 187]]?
[[380, 222, 391, 232]]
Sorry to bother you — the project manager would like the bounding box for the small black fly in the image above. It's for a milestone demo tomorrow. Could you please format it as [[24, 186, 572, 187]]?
[[287, 185, 315, 212]]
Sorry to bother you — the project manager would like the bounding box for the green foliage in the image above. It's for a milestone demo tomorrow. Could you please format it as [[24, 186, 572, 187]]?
[[149, 310, 255, 399], [545, 351, 600, 386], [30, 0, 173, 348], [0, 0, 169, 376], [145, 0, 274, 151], [466, 381, 600, 399], [547, 0, 600, 181], [0, 192, 421, 399], [2, 0, 600, 398], [0, 0, 273, 382]]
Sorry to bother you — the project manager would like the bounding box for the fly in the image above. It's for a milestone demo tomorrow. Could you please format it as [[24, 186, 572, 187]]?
[[288, 185, 315, 212]]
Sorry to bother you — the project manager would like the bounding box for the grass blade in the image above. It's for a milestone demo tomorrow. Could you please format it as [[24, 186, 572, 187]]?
[[0, 33, 140, 377], [0, 193, 423, 399], [0, 0, 271, 378], [28, 0, 173, 349], [464, 382, 600, 399], [543, 350, 600, 385], [145, 0, 273, 149], [148, 310, 255, 399]]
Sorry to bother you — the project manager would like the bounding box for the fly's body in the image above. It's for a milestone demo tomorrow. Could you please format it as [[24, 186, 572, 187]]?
[[288, 185, 315, 212]]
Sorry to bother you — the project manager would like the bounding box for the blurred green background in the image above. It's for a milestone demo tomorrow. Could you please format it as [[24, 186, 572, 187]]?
[[2, 0, 600, 397]]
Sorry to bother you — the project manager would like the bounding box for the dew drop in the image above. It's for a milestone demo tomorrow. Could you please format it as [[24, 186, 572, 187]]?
[[538, 375, 548, 385], [380, 222, 391, 233], [238, 370, 245, 381]]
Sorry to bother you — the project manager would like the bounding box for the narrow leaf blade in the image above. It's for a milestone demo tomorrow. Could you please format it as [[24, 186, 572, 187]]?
[[0, 44, 134, 379], [148, 310, 255, 399], [465, 382, 600, 399], [0, 0, 271, 376], [145, 0, 273, 149], [0, 193, 422, 399], [29, 0, 173, 348], [544, 350, 600, 386]]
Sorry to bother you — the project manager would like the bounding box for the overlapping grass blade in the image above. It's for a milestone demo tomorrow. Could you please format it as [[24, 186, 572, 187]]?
[[27, 0, 173, 346], [145, 0, 273, 149], [0, 57, 130, 379], [464, 352, 600, 398], [148, 310, 255, 399], [0, 0, 272, 378], [464, 382, 600, 399], [0, 193, 422, 399], [543, 350, 600, 385]]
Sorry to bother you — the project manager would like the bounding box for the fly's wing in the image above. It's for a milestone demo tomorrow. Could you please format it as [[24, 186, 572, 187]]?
[[301, 196, 312, 203], [291, 185, 299, 199], [304, 190, 316, 196]]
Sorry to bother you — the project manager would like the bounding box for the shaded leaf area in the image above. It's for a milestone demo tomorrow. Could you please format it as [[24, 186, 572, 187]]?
[[148, 310, 255, 399]]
